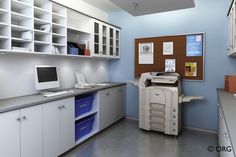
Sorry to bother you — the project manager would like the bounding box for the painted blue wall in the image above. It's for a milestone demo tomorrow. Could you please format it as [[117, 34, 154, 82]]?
[[108, 0, 236, 131]]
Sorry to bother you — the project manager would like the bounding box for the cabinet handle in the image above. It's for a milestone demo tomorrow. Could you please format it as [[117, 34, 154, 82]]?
[[62, 105, 66, 109], [16, 117, 21, 122], [155, 93, 159, 96], [58, 106, 62, 110], [106, 93, 110, 96], [22, 116, 27, 120]]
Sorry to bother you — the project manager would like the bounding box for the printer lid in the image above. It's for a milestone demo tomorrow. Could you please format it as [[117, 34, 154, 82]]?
[[149, 72, 180, 84]]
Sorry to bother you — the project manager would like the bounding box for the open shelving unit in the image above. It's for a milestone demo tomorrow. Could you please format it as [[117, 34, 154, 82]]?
[[74, 93, 99, 145], [11, 0, 33, 52], [0, 0, 10, 51], [0, 0, 121, 59], [33, 0, 52, 54], [52, 3, 66, 55]]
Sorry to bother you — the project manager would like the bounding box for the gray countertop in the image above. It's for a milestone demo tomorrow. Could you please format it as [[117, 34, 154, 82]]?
[[217, 89, 236, 156], [0, 83, 126, 113]]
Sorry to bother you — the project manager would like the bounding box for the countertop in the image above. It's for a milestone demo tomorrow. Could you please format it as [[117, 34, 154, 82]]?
[[217, 89, 236, 156], [0, 83, 126, 113]]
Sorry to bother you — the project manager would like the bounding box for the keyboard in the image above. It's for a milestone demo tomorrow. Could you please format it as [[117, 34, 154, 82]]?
[[43, 91, 72, 97]]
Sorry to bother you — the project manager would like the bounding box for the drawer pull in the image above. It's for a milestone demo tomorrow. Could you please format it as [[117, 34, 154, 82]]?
[[155, 94, 159, 96]]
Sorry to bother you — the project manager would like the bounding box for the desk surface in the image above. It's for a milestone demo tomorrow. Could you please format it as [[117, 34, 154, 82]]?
[[0, 83, 126, 113], [217, 89, 236, 156]]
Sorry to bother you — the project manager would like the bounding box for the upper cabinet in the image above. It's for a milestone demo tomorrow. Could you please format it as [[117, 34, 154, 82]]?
[[228, 0, 236, 56], [92, 19, 120, 59]]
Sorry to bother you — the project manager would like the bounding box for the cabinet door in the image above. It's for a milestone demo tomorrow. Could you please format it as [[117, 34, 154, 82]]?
[[218, 107, 224, 147], [99, 88, 114, 130], [94, 21, 100, 55], [43, 101, 61, 157], [60, 98, 75, 154], [114, 29, 120, 57], [99, 87, 126, 130], [113, 86, 125, 120], [0, 110, 20, 157], [21, 105, 43, 157], [109, 27, 114, 56]]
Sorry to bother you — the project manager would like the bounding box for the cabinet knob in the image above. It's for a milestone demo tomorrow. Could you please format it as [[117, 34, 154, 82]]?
[[22, 116, 27, 120], [58, 106, 62, 109], [16, 117, 21, 122], [62, 105, 65, 109], [106, 93, 110, 96]]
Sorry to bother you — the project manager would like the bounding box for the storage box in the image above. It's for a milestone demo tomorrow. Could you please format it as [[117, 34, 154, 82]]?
[[75, 115, 95, 141], [75, 96, 93, 117], [67, 47, 78, 55], [225, 75, 236, 93]]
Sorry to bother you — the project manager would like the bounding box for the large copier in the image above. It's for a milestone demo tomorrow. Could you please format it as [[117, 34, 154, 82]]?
[[138, 72, 202, 136]]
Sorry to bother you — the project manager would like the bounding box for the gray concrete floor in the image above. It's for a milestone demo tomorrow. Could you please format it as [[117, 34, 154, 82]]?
[[63, 119, 218, 157]]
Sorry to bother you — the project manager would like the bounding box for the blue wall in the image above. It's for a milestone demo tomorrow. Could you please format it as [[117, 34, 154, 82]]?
[[108, 0, 236, 131]]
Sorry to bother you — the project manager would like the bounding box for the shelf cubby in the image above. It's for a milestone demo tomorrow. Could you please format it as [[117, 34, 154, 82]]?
[[11, 13, 33, 28], [0, 0, 10, 11], [35, 33, 51, 42], [12, 30, 32, 40], [0, 25, 10, 36], [14, 0, 33, 5], [0, 38, 10, 50], [0, 11, 10, 24], [34, 43, 51, 53], [11, 0, 32, 15], [34, 0, 51, 10], [12, 40, 32, 52], [52, 3, 66, 17]]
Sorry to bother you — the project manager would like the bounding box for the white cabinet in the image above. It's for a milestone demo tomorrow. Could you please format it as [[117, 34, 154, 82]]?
[[43, 97, 75, 157], [218, 106, 234, 157], [98, 86, 125, 130], [92, 19, 121, 59], [0, 105, 43, 157], [0, 110, 20, 157]]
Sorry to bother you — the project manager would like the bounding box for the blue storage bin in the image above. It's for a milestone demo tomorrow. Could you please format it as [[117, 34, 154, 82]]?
[[75, 96, 94, 117], [75, 115, 95, 141], [67, 47, 78, 55]]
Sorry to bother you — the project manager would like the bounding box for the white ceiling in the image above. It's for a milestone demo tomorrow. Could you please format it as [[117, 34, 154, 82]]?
[[82, 0, 122, 13], [82, 0, 195, 16]]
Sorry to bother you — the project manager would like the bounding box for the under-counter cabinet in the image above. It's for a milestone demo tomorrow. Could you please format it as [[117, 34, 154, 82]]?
[[218, 106, 234, 157], [0, 105, 43, 157], [43, 97, 75, 157], [98, 86, 125, 130]]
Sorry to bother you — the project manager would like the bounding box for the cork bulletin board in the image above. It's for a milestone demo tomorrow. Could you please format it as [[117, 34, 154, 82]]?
[[135, 33, 204, 80]]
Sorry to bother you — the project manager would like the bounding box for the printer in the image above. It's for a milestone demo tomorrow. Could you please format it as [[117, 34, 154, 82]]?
[[138, 72, 202, 136]]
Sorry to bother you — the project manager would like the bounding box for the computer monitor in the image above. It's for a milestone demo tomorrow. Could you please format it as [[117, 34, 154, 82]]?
[[34, 65, 60, 90]]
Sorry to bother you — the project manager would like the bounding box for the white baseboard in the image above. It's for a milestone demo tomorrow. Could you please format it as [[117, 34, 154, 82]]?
[[125, 117, 139, 121], [184, 126, 217, 134]]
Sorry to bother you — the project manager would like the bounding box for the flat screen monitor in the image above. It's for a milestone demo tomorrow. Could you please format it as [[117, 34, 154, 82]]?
[[34, 65, 60, 90]]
